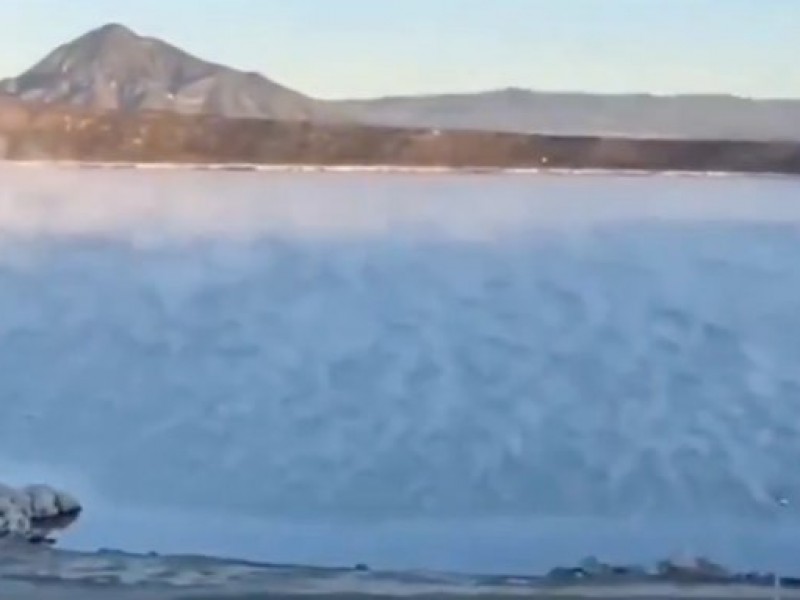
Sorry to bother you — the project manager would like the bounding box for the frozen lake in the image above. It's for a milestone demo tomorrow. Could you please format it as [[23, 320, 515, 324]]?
[[1, 165, 800, 575]]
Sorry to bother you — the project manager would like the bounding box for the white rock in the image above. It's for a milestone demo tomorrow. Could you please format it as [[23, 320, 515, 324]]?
[[0, 497, 31, 537], [0, 482, 81, 542], [23, 484, 62, 519], [55, 490, 82, 515], [0, 483, 28, 510]]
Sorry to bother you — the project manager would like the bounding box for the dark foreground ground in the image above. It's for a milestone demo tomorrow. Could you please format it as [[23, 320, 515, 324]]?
[[1, 97, 799, 174]]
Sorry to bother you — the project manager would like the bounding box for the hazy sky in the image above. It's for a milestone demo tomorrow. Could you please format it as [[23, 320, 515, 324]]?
[[0, 0, 796, 99]]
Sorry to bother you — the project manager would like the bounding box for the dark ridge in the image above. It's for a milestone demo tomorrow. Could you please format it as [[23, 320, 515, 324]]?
[[0, 101, 798, 175]]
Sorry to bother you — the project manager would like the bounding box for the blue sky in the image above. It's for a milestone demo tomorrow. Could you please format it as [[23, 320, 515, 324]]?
[[0, 0, 796, 99]]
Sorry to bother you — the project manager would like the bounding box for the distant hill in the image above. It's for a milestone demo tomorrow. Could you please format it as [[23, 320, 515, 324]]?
[[334, 88, 800, 141], [1, 23, 800, 140], [0, 23, 333, 121]]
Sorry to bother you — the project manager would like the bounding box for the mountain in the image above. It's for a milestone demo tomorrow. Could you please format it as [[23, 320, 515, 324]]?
[[2, 24, 800, 141], [0, 23, 331, 121], [334, 88, 800, 141]]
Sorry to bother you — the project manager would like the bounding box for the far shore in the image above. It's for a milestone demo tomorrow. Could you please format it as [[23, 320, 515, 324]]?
[[3, 103, 800, 177], [3, 159, 797, 180]]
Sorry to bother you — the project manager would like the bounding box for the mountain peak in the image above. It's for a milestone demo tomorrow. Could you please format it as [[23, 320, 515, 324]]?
[[0, 23, 324, 120], [91, 22, 138, 39], [69, 22, 144, 61]]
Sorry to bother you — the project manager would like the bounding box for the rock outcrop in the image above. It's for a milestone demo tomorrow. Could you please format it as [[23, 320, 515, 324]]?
[[0, 482, 81, 543]]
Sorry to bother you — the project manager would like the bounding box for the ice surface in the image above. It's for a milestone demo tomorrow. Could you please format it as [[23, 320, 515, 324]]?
[[1, 165, 800, 574]]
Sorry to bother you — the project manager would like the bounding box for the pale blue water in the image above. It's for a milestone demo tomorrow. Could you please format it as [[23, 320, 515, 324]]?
[[1, 166, 800, 574]]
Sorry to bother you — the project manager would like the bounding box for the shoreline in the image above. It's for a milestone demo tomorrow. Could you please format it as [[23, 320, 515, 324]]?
[[3, 102, 799, 178], [3, 159, 798, 180], [3, 543, 800, 600]]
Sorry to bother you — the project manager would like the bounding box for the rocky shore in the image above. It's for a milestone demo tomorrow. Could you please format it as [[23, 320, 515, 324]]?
[[0, 483, 81, 544], [3, 542, 800, 600]]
